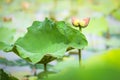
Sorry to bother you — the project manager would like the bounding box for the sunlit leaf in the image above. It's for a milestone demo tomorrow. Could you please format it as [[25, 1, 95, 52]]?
[[45, 49, 120, 80], [10, 18, 87, 64], [84, 49, 120, 68]]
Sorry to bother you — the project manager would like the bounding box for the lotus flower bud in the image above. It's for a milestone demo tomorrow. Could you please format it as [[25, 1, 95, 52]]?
[[71, 17, 80, 27], [80, 17, 90, 28], [72, 17, 90, 28]]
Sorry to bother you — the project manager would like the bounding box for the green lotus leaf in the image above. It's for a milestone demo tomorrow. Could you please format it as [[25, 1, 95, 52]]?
[[12, 18, 87, 64]]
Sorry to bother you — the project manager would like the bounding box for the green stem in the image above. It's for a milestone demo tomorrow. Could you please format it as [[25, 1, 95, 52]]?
[[33, 65, 37, 76], [78, 49, 81, 66], [43, 63, 48, 78], [79, 26, 82, 31], [44, 63, 47, 72], [78, 26, 82, 66]]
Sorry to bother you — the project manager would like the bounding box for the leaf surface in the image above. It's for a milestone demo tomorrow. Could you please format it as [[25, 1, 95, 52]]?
[[13, 18, 88, 63]]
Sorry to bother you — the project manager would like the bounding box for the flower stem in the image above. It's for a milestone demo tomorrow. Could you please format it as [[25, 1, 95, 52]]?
[[79, 26, 82, 31], [78, 49, 81, 66], [78, 26, 82, 67], [44, 63, 47, 71]]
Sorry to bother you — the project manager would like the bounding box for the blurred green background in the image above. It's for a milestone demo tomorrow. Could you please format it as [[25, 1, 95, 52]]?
[[0, 0, 120, 80]]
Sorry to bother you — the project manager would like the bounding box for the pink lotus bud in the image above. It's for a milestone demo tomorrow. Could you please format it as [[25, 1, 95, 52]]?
[[80, 17, 90, 28], [71, 17, 90, 28], [71, 17, 80, 27]]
